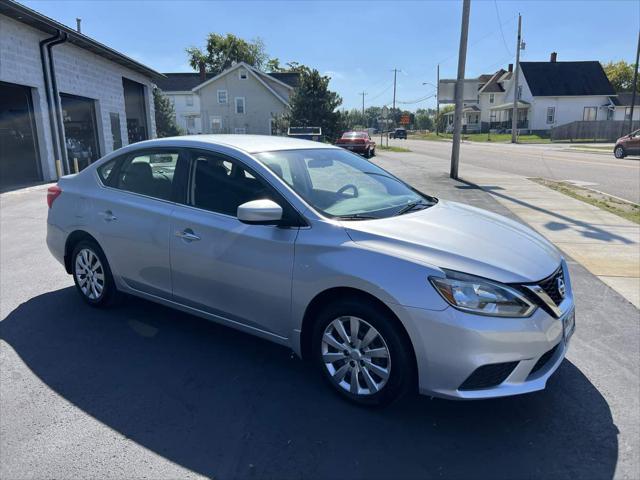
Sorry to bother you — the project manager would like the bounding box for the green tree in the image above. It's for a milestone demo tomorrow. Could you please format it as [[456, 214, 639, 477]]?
[[603, 60, 639, 92], [153, 87, 182, 138], [287, 68, 343, 141], [415, 108, 434, 131], [187, 34, 268, 75]]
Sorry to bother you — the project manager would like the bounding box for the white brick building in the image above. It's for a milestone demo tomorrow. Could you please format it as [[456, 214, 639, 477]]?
[[0, 0, 160, 189]]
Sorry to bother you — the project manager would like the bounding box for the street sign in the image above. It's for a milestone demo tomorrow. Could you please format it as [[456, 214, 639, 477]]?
[[382, 106, 388, 118], [400, 114, 410, 125]]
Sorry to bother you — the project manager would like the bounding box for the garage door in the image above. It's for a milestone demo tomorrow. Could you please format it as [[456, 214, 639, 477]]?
[[0, 81, 41, 189]]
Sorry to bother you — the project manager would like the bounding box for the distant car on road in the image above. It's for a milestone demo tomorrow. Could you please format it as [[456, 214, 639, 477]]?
[[614, 129, 640, 158], [335, 131, 376, 158], [389, 128, 407, 140]]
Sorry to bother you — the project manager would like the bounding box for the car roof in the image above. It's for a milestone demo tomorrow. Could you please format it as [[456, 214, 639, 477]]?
[[127, 134, 338, 154]]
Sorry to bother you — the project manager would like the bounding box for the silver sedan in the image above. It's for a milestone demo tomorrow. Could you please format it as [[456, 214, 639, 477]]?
[[46, 135, 575, 406]]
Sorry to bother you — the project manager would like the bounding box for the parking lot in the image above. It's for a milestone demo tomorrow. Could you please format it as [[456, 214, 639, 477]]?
[[1, 151, 638, 479]]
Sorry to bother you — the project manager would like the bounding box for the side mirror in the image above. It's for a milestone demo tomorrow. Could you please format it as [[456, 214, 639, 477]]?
[[237, 199, 283, 225]]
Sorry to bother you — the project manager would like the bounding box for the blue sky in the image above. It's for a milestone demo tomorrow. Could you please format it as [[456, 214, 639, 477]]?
[[23, 0, 640, 111]]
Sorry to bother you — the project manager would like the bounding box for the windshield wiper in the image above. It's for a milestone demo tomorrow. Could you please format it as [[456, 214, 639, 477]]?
[[335, 214, 378, 221], [395, 200, 431, 216]]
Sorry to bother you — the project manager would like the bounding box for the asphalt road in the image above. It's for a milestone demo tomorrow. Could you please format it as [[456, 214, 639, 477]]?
[[384, 137, 640, 203], [1, 174, 638, 479]]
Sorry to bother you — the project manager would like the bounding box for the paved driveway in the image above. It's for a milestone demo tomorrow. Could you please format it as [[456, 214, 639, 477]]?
[[1, 179, 638, 479], [384, 137, 640, 203]]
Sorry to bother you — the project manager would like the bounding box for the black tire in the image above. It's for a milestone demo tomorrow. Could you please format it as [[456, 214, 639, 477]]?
[[71, 239, 119, 307], [614, 145, 626, 159], [365, 148, 372, 158], [370, 147, 376, 157], [312, 298, 415, 407]]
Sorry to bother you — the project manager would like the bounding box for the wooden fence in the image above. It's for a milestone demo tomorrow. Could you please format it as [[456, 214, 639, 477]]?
[[550, 120, 640, 142]]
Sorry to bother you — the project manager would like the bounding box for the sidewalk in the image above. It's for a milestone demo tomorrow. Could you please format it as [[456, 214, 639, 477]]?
[[461, 169, 640, 308]]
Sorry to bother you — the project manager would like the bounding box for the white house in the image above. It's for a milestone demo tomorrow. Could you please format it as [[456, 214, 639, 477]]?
[[441, 53, 619, 134], [610, 92, 640, 122], [156, 62, 300, 136], [0, 0, 160, 189]]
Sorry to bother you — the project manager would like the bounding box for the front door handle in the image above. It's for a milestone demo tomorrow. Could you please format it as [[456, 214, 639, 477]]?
[[100, 210, 117, 222], [175, 228, 201, 242]]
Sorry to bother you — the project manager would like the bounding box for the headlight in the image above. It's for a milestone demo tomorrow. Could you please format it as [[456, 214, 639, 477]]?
[[429, 269, 536, 317]]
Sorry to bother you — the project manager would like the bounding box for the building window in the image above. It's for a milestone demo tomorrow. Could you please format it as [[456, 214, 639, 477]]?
[[234, 127, 246, 134], [239, 69, 248, 80], [235, 97, 245, 114], [583, 107, 597, 121], [546, 107, 555, 124], [185, 95, 194, 106], [517, 85, 523, 100], [210, 116, 222, 133], [625, 107, 632, 121], [186, 117, 196, 129], [217, 90, 227, 104], [489, 93, 494, 104]]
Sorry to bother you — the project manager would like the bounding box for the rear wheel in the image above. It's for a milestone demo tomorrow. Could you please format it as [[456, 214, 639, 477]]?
[[614, 146, 626, 159], [71, 240, 118, 307], [312, 298, 415, 406]]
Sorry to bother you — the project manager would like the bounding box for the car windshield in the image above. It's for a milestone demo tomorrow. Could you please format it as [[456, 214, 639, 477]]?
[[255, 149, 436, 220], [343, 132, 366, 138]]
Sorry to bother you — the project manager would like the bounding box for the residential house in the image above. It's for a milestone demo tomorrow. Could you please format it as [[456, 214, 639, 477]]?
[[156, 62, 300, 136], [0, 0, 159, 189], [610, 92, 640, 122], [441, 53, 618, 134]]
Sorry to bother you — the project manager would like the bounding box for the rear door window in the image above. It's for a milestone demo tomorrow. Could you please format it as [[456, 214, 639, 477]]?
[[113, 151, 179, 201]]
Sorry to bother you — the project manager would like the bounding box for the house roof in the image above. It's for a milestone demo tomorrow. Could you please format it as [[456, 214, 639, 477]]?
[[156, 68, 300, 93], [610, 92, 637, 107], [0, 0, 162, 79], [479, 69, 507, 93], [520, 61, 614, 97], [154, 73, 214, 92]]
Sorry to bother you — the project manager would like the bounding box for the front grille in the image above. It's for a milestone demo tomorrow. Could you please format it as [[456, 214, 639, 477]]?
[[529, 343, 559, 377], [538, 267, 565, 305], [459, 361, 519, 391]]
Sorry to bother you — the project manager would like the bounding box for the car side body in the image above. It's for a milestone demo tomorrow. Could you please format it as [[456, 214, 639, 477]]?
[[47, 135, 574, 404], [614, 129, 640, 158]]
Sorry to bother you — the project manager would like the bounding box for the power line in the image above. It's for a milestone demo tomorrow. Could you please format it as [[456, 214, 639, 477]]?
[[494, 0, 513, 56]]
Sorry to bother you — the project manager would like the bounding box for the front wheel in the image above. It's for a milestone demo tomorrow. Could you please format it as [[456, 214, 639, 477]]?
[[312, 299, 415, 407], [71, 240, 118, 307], [614, 146, 626, 159]]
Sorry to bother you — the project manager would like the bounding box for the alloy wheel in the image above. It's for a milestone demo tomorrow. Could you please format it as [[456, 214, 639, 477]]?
[[321, 316, 391, 396], [615, 147, 624, 158], [74, 248, 105, 300]]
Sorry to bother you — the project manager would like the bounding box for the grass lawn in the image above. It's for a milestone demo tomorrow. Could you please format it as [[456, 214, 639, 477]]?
[[378, 145, 411, 153], [531, 178, 640, 224], [409, 132, 552, 143]]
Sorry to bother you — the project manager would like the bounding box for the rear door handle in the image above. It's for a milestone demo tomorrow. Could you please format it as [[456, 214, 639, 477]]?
[[175, 228, 201, 242], [100, 210, 117, 222]]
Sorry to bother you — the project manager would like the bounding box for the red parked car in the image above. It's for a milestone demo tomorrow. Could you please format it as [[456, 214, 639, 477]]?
[[335, 131, 376, 158]]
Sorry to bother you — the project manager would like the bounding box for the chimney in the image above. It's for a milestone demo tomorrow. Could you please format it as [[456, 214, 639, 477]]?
[[198, 61, 206, 82], [550, 52, 557, 63], [75, 17, 81, 33], [508, 63, 513, 73]]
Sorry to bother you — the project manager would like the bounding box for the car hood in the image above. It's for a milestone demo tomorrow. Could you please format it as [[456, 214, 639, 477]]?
[[342, 200, 561, 284]]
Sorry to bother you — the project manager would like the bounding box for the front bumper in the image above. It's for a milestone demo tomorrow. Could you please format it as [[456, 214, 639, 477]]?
[[388, 267, 575, 400]]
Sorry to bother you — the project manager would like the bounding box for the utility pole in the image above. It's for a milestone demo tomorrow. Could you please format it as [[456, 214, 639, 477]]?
[[511, 13, 522, 143], [360, 91, 367, 128], [628, 28, 639, 134], [436, 64, 440, 136], [450, 0, 471, 180], [392, 68, 399, 127]]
